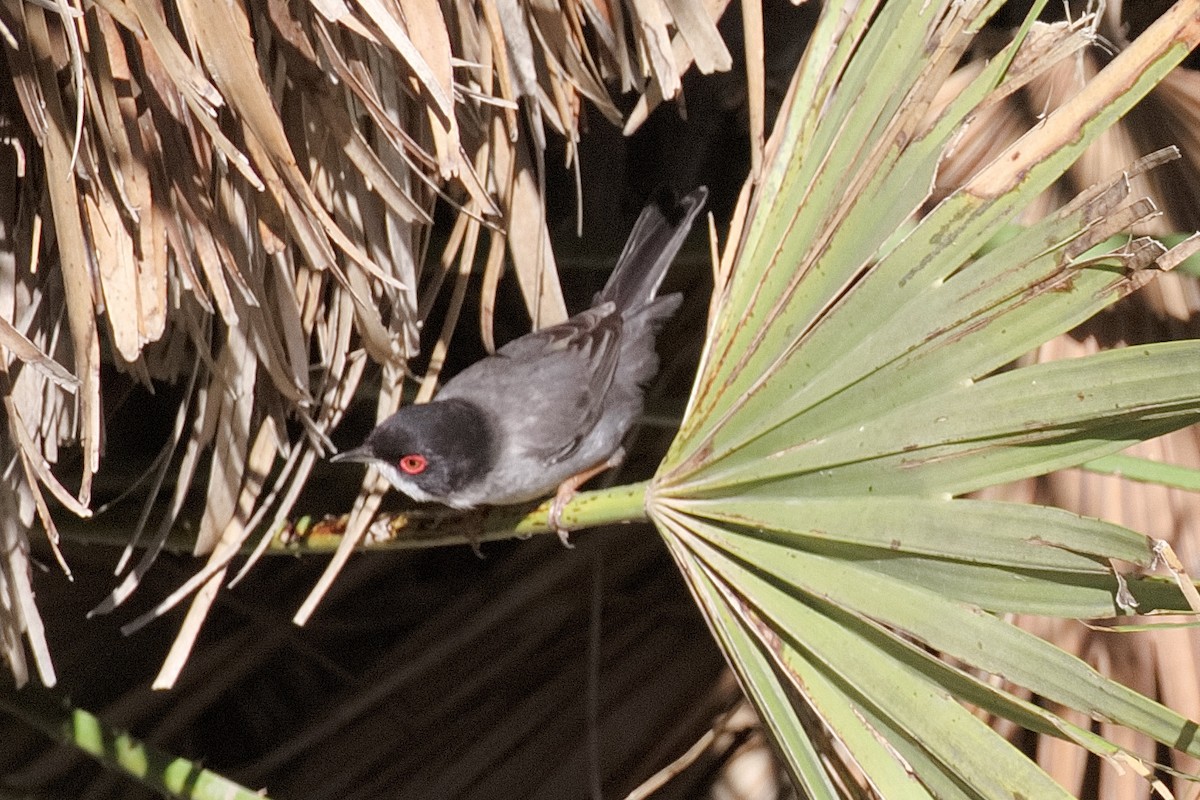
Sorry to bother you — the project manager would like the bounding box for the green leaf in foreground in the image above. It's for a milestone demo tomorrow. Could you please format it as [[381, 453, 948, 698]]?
[[0, 683, 268, 800], [648, 1, 1200, 796]]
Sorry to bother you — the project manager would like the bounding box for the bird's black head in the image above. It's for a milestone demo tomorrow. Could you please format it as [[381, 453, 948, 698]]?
[[331, 398, 496, 507]]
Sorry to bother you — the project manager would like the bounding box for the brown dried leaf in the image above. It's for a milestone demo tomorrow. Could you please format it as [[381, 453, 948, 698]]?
[[294, 361, 404, 625], [85, 194, 144, 361], [24, 4, 102, 508], [625, 0, 731, 134], [193, 323, 257, 554], [503, 138, 567, 327], [154, 415, 280, 688], [90, 360, 209, 618], [4, 397, 90, 518], [417, 212, 482, 403], [966, 6, 1200, 200], [630, 0, 681, 100], [0, 482, 56, 688], [0, 317, 77, 389], [399, 0, 459, 178], [357, 0, 454, 123], [739, 0, 764, 180], [662, 0, 731, 74]]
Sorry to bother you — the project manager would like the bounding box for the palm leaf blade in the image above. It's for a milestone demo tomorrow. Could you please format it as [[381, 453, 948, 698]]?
[[650, 1, 1200, 795]]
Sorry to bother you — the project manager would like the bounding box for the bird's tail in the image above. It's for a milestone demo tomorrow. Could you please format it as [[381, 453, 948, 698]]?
[[597, 187, 708, 312]]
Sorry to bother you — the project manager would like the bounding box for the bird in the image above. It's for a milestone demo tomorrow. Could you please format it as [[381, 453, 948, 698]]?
[[331, 187, 708, 545]]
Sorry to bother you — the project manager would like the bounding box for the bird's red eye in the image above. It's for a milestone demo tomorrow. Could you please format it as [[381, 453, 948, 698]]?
[[399, 454, 427, 475]]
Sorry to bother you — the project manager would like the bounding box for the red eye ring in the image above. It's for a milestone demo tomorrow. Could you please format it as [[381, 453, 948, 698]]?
[[399, 454, 427, 475]]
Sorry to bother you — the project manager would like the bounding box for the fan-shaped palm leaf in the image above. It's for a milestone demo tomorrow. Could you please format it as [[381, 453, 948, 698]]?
[[648, 1, 1200, 795]]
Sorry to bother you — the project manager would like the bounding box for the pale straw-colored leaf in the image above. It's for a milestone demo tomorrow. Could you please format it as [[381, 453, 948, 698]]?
[[662, 0, 731, 75], [628, 0, 729, 133], [579, 0, 635, 91], [294, 361, 404, 625], [191, 320, 258, 555], [417, 213, 483, 403], [153, 415, 280, 688], [0, 480, 55, 688], [0, 317, 76, 389], [4, 397, 89, 519], [629, 0, 681, 100], [399, 0, 460, 179], [479, 213, 510, 355], [491, 129, 566, 326], [90, 358, 213, 618], [84, 194, 143, 362], [739, 0, 764, 181], [81, 9, 144, 221], [477, 0, 521, 137], [23, 5, 101, 508], [356, 0, 454, 123]]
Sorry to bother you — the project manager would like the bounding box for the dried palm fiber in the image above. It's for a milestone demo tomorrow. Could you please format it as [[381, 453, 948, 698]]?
[[0, 0, 732, 690], [0, 0, 811, 794], [926, 6, 1200, 798], [0, 524, 741, 800], [0, 245, 764, 799]]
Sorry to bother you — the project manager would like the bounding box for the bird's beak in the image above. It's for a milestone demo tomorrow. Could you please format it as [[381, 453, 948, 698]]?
[[329, 445, 378, 465]]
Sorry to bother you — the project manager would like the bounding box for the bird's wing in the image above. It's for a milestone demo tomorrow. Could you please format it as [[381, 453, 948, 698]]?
[[441, 303, 624, 464]]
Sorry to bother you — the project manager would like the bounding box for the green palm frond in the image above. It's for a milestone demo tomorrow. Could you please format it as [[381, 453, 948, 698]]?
[[649, 1, 1200, 795]]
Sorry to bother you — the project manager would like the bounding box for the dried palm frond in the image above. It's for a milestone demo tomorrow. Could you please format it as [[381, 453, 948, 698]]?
[[0, 0, 730, 687]]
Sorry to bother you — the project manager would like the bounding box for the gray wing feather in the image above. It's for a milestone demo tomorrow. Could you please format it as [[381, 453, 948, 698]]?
[[438, 303, 623, 464], [436, 188, 707, 477]]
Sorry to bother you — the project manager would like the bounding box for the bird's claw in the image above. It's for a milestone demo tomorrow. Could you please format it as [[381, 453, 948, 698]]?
[[548, 493, 575, 549], [546, 447, 624, 549], [468, 534, 486, 559]]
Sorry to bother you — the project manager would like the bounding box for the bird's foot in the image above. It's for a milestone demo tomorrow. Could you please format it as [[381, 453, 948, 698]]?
[[548, 448, 626, 548], [459, 508, 488, 558], [468, 536, 486, 559], [548, 488, 576, 549]]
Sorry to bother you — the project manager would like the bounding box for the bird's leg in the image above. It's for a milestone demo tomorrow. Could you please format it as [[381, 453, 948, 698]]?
[[466, 528, 486, 559], [548, 447, 626, 547], [431, 507, 487, 558]]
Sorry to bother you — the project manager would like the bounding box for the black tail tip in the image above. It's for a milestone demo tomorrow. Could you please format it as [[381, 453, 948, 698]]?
[[650, 185, 709, 226]]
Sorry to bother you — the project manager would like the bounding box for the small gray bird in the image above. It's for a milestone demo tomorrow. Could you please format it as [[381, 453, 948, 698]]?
[[331, 188, 707, 544]]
